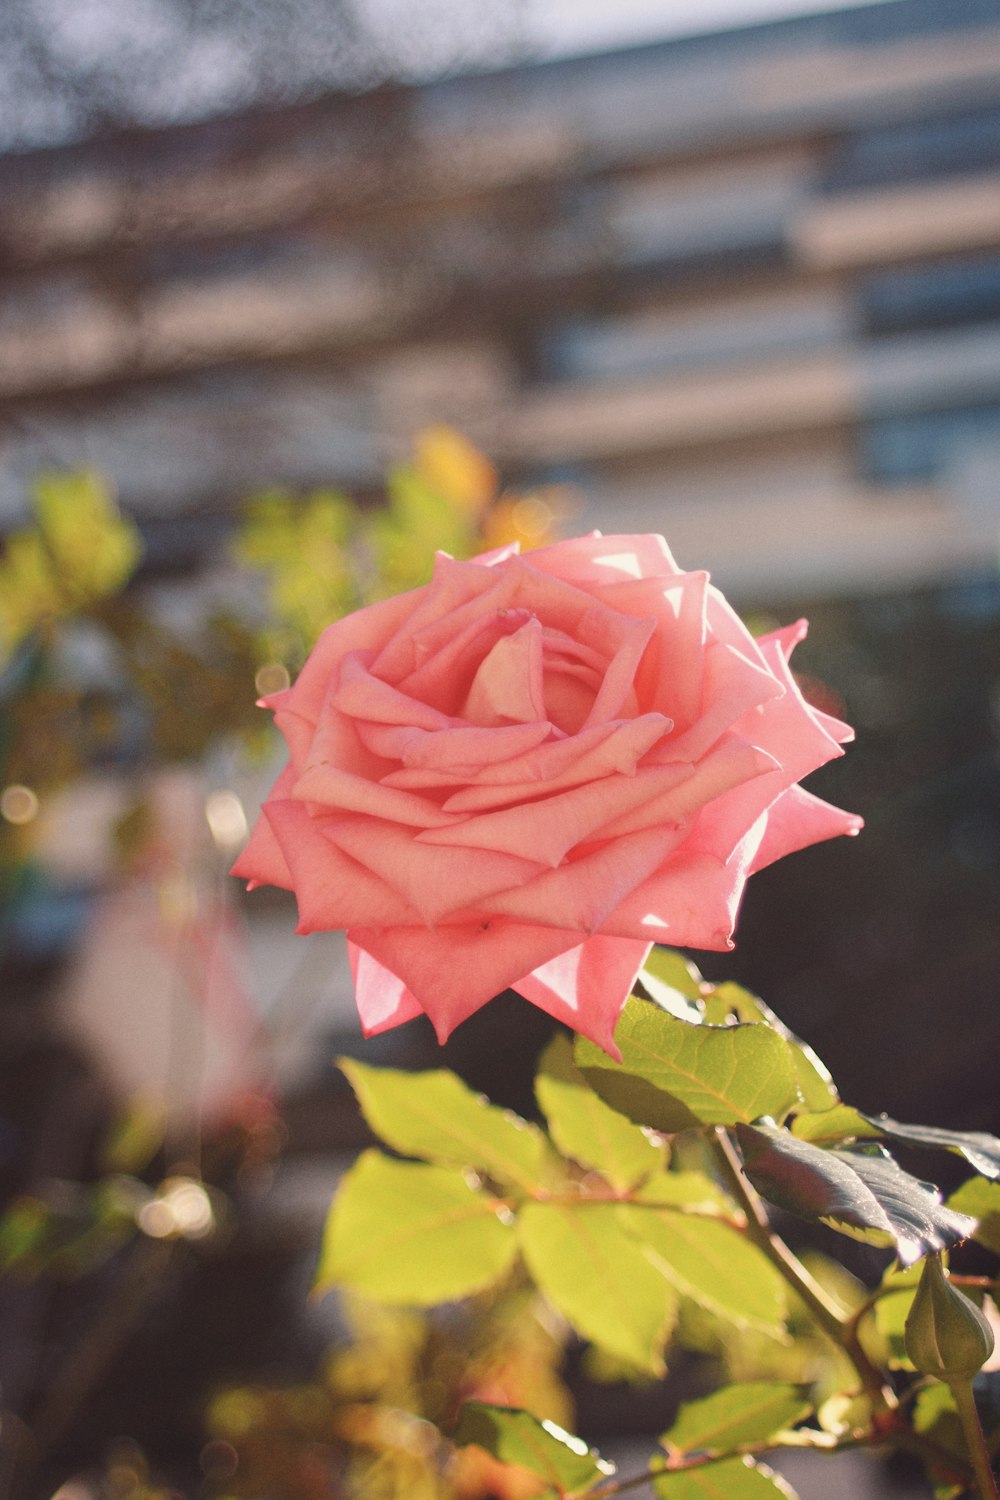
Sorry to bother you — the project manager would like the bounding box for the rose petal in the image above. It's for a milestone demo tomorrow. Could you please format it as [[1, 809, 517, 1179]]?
[[396, 606, 534, 718], [333, 650, 456, 730], [265, 800, 421, 931], [273, 708, 318, 771], [740, 635, 846, 783], [281, 589, 418, 723], [662, 641, 784, 762], [583, 610, 655, 726], [230, 763, 297, 889], [514, 935, 652, 1058], [750, 786, 864, 874], [526, 531, 679, 584], [602, 571, 709, 729], [438, 714, 670, 813], [480, 824, 689, 933], [471, 540, 521, 565], [323, 815, 546, 925], [360, 718, 553, 773], [370, 551, 503, 683], [598, 849, 747, 950], [464, 616, 546, 725], [757, 620, 854, 744], [593, 736, 776, 841], [417, 760, 709, 866], [348, 941, 425, 1035], [347, 920, 586, 1042]]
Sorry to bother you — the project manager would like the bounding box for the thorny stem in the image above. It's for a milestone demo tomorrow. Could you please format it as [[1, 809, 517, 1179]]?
[[950, 1379, 1000, 1500]]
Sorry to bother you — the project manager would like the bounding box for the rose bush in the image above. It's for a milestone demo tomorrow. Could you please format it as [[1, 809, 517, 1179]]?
[[234, 533, 860, 1054]]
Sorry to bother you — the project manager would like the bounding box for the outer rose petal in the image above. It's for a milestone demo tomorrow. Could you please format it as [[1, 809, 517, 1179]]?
[[749, 785, 863, 874], [526, 531, 679, 584], [599, 849, 748, 949], [347, 920, 590, 1043], [231, 763, 297, 889], [323, 815, 546, 925], [513, 935, 652, 1057], [348, 941, 424, 1035], [265, 800, 421, 931], [281, 589, 418, 724]]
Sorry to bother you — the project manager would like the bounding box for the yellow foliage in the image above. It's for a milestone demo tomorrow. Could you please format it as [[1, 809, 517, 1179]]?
[[0, 471, 142, 660]]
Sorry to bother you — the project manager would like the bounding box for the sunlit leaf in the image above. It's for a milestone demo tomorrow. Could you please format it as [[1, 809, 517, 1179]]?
[[452, 1402, 613, 1494], [619, 1206, 787, 1336], [576, 996, 799, 1132], [735, 1125, 976, 1264], [653, 1455, 799, 1499], [913, 1381, 965, 1459], [639, 949, 706, 1022], [535, 1034, 664, 1191], [341, 1059, 548, 1195], [947, 1178, 1000, 1255], [643, 948, 707, 1001], [791, 1106, 877, 1147], [661, 1382, 812, 1456], [873, 1263, 921, 1369], [704, 983, 837, 1112], [315, 1151, 517, 1305], [633, 1171, 736, 1217], [517, 1201, 678, 1373]]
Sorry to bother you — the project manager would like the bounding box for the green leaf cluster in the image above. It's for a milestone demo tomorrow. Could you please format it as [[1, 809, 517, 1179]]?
[[318, 1036, 784, 1378], [316, 950, 1000, 1500]]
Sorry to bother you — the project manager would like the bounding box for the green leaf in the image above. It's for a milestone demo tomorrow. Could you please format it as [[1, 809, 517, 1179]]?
[[796, 1109, 1000, 1181], [633, 1171, 735, 1216], [913, 1382, 965, 1458], [653, 1456, 799, 1499], [735, 1126, 976, 1264], [858, 1114, 1000, 1180], [791, 1105, 878, 1147], [619, 1206, 787, 1336], [452, 1403, 614, 1495], [517, 1202, 678, 1373], [873, 1263, 922, 1369], [340, 1059, 547, 1195], [948, 1178, 1000, 1255], [662, 1382, 812, 1456], [842, 1150, 977, 1263], [535, 1034, 664, 1191], [315, 1150, 517, 1305], [644, 948, 708, 1001], [705, 984, 837, 1112], [576, 997, 799, 1133], [639, 949, 707, 1022]]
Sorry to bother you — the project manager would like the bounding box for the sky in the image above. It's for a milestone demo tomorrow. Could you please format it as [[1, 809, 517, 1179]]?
[[526, 0, 902, 55]]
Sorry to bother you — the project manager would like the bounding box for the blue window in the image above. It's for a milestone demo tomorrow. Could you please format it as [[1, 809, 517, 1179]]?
[[862, 258, 1000, 335], [861, 403, 1000, 482], [823, 109, 1000, 193]]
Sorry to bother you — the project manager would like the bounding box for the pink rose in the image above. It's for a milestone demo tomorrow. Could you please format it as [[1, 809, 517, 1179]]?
[[233, 534, 860, 1055]]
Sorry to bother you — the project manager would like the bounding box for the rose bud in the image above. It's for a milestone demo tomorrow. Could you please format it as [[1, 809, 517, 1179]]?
[[905, 1252, 995, 1381]]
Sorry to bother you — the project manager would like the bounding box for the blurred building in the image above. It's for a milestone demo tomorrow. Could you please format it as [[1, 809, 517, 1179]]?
[[0, 0, 998, 602]]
